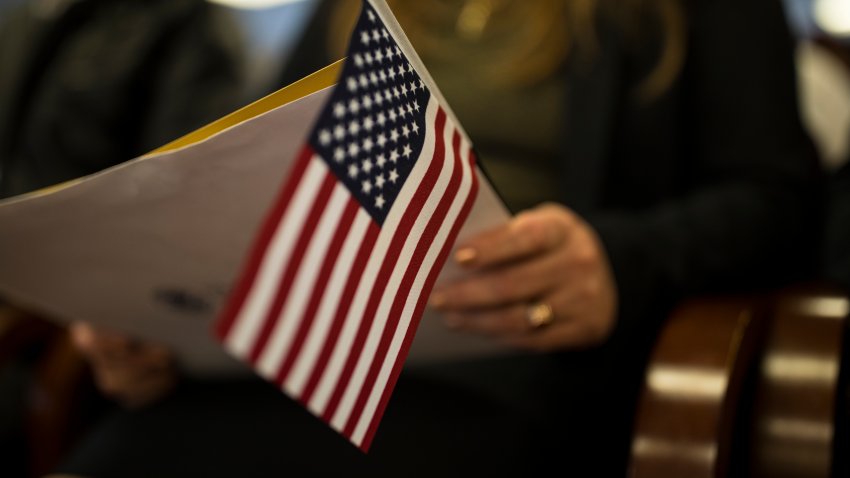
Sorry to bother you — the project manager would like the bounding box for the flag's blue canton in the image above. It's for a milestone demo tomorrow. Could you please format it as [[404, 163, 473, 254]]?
[[309, 3, 431, 225]]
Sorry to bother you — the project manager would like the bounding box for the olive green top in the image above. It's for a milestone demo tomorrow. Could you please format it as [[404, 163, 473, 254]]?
[[420, 41, 566, 212]]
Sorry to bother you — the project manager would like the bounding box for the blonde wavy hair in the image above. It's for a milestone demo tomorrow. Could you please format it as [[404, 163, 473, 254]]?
[[328, 0, 685, 101]]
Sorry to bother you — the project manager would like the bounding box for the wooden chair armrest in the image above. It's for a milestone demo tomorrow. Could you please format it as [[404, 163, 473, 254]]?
[[745, 286, 847, 478], [629, 285, 849, 478], [629, 295, 768, 478]]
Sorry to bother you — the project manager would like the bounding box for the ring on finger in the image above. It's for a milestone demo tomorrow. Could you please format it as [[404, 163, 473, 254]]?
[[526, 301, 555, 330]]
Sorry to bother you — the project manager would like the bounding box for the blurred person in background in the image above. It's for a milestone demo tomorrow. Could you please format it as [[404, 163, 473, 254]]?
[[58, 0, 821, 476], [0, 0, 242, 475], [0, 0, 243, 198]]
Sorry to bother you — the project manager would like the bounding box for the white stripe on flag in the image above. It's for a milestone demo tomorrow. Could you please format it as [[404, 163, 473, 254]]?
[[307, 98, 440, 417], [256, 178, 351, 379], [330, 104, 457, 431], [284, 208, 373, 397], [225, 158, 328, 357], [351, 133, 474, 446]]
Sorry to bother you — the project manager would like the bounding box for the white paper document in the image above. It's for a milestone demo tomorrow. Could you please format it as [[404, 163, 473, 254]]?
[[0, 83, 511, 375]]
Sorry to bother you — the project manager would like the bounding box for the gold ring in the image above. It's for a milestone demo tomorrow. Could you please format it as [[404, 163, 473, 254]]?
[[526, 302, 554, 330]]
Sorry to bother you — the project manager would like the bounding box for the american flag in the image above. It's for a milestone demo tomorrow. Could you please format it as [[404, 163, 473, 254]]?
[[214, 1, 479, 451]]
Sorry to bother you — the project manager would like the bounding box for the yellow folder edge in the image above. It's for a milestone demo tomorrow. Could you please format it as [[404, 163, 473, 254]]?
[[27, 60, 344, 198], [150, 59, 344, 154]]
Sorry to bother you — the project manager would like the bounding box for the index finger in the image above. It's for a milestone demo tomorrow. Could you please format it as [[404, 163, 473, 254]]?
[[454, 207, 575, 269], [69, 322, 135, 360]]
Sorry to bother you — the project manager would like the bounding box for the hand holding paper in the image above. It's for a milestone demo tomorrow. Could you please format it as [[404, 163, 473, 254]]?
[[70, 322, 177, 408], [0, 0, 511, 451], [431, 203, 618, 351]]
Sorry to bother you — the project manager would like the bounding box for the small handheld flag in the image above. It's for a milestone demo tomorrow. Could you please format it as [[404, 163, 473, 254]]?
[[215, 0, 479, 451]]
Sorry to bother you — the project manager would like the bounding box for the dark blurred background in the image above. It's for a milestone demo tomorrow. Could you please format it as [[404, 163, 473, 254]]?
[[0, 0, 847, 167]]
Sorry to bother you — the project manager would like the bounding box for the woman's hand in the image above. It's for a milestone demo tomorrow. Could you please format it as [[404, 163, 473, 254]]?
[[430, 203, 618, 351], [70, 322, 177, 409]]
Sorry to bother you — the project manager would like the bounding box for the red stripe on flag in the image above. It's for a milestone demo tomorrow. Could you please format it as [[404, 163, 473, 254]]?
[[321, 108, 449, 423], [342, 128, 464, 437], [214, 147, 314, 341], [360, 148, 480, 451], [274, 198, 360, 386], [247, 170, 338, 363], [299, 221, 380, 404]]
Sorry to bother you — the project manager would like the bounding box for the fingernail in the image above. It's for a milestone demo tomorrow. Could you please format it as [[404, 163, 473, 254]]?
[[430, 292, 447, 309], [70, 322, 94, 348], [455, 247, 477, 266]]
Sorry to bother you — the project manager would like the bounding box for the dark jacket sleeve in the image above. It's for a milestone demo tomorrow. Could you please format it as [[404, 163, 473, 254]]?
[[277, 0, 340, 89], [590, 0, 822, 334], [0, 0, 242, 197], [135, 1, 243, 152]]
